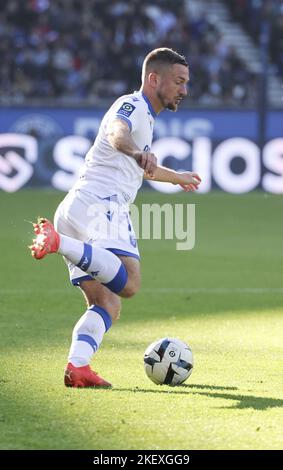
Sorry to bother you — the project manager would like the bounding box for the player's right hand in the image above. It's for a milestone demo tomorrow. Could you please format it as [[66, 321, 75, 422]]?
[[133, 150, 157, 178], [177, 172, 202, 192]]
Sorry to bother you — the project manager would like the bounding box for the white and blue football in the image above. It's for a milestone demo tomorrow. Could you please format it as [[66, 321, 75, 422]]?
[[144, 337, 194, 385]]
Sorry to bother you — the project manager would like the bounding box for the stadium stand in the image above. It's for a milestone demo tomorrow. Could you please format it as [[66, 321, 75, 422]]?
[[226, 0, 283, 77], [0, 0, 261, 106]]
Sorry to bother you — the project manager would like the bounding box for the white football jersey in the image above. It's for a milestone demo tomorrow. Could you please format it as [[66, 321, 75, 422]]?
[[74, 91, 156, 204]]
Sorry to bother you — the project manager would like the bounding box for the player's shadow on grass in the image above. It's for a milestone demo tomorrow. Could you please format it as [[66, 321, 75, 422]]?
[[111, 383, 237, 395], [182, 384, 238, 391], [191, 391, 283, 410], [112, 385, 283, 410]]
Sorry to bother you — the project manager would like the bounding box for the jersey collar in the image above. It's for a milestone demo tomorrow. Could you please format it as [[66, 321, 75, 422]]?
[[141, 92, 157, 119]]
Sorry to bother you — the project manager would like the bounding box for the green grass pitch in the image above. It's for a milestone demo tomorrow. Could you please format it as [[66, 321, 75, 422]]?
[[0, 189, 282, 450]]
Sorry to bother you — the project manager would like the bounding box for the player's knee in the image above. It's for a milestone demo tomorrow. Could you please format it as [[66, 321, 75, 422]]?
[[120, 280, 140, 298]]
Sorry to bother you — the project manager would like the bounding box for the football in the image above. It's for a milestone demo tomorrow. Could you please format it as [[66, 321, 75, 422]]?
[[144, 337, 194, 385]]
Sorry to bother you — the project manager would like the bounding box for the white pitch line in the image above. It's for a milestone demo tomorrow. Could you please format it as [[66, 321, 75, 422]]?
[[1, 287, 283, 294], [142, 287, 283, 294]]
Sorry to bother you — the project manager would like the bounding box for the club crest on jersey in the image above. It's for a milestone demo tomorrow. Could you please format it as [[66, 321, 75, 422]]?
[[117, 102, 136, 117]]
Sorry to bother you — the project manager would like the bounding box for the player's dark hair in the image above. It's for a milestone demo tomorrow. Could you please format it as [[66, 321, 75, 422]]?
[[142, 48, 188, 80]]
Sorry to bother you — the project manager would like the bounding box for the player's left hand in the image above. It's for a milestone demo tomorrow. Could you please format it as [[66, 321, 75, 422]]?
[[177, 172, 202, 192]]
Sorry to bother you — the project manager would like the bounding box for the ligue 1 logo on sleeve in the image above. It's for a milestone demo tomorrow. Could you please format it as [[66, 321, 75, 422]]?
[[123, 104, 133, 112], [117, 102, 136, 117]]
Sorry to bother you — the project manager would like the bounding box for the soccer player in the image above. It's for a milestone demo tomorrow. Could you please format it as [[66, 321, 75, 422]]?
[[30, 48, 201, 388]]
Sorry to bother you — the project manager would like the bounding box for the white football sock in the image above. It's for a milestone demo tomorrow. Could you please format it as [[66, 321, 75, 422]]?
[[68, 305, 112, 367]]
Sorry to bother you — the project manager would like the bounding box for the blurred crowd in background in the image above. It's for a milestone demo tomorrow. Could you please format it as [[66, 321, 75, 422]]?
[[226, 0, 283, 77], [0, 0, 281, 107]]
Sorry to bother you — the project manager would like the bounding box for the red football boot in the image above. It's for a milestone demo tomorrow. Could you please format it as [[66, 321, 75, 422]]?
[[30, 217, 60, 259], [64, 363, 112, 388]]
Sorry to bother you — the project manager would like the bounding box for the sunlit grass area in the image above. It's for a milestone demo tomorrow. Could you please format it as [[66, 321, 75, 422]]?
[[0, 190, 282, 449]]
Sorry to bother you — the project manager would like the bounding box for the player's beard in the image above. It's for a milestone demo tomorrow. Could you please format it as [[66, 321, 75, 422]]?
[[157, 90, 179, 112], [166, 102, 177, 111]]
